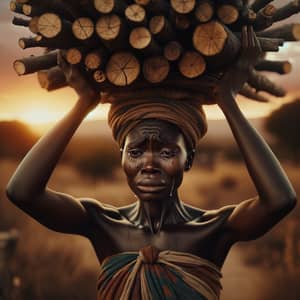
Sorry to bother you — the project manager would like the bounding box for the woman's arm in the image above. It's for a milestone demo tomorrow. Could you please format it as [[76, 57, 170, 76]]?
[[215, 27, 297, 241], [6, 55, 101, 235]]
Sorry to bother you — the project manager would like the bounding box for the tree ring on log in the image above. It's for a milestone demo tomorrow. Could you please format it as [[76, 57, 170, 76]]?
[[125, 4, 146, 23], [13, 61, 26, 75], [72, 18, 95, 40], [96, 14, 122, 41], [193, 21, 227, 56], [94, 70, 107, 83], [66, 48, 83, 65], [38, 13, 62, 38], [179, 51, 206, 78], [130, 27, 152, 49], [171, 0, 196, 14], [195, 1, 214, 23], [143, 56, 170, 83], [106, 52, 140, 86], [217, 4, 239, 24]]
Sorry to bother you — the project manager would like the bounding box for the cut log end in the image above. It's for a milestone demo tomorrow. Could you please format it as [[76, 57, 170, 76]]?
[[13, 61, 26, 75], [195, 1, 214, 23], [171, 0, 196, 14], [130, 27, 152, 49], [164, 41, 183, 61], [106, 52, 140, 86], [38, 13, 62, 38], [217, 5, 239, 25], [96, 15, 122, 41], [143, 56, 170, 83], [179, 51, 206, 78], [66, 48, 83, 64], [125, 4, 146, 24], [149, 16, 165, 35], [93, 70, 106, 83], [72, 18, 94, 40], [193, 21, 227, 56]]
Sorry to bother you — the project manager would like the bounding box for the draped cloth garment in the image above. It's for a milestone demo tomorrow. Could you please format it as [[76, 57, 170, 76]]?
[[97, 245, 222, 300]]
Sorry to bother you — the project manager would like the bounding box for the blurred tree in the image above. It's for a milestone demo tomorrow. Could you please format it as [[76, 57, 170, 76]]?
[[0, 121, 37, 159], [265, 99, 300, 163]]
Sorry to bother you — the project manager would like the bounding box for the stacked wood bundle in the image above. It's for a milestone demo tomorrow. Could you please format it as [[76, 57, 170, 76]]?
[[10, 0, 300, 103]]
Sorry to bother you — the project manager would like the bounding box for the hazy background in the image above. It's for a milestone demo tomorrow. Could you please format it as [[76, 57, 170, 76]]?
[[0, 0, 300, 299]]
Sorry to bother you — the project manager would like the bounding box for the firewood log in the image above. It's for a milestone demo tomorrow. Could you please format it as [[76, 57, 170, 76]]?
[[163, 40, 183, 61], [84, 48, 107, 70], [94, 0, 126, 14], [125, 4, 147, 26], [143, 56, 170, 83], [178, 51, 206, 78], [129, 27, 161, 55], [93, 69, 107, 83], [105, 52, 141, 86], [14, 50, 58, 75], [253, 4, 276, 31], [28, 16, 39, 33], [37, 66, 67, 91], [255, 60, 292, 74], [250, 0, 273, 13], [12, 16, 30, 28], [96, 14, 128, 50], [272, 0, 300, 23], [72, 17, 95, 41], [257, 24, 300, 41], [195, 0, 214, 23], [22, 4, 44, 17], [10, 1, 24, 14], [217, 4, 240, 25], [149, 15, 175, 43], [170, 0, 196, 15], [66, 47, 85, 64]]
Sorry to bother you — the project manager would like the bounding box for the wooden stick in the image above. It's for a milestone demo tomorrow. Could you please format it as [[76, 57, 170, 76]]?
[[37, 66, 67, 91], [257, 37, 284, 51], [217, 4, 239, 25], [84, 48, 107, 70], [29, 16, 39, 33], [12, 16, 30, 27], [178, 51, 206, 78], [143, 56, 170, 83], [94, 0, 126, 14], [125, 4, 147, 26], [250, 0, 273, 12], [170, 0, 196, 15], [10, 1, 24, 14], [164, 40, 183, 61], [22, 4, 44, 17], [18, 36, 39, 49], [253, 4, 277, 31], [105, 52, 141, 86], [72, 17, 95, 41], [248, 70, 286, 96], [96, 14, 128, 50], [255, 60, 292, 74], [129, 27, 161, 55], [258, 23, 300, 41], [272, 0, 300, 23], [239, 83, 269, 102], [149, 15, 175, 43], [13, 51, 58, 76], [195, 0, 214, 23]]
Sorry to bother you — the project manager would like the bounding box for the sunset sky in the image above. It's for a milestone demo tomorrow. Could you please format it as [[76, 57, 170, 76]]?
[[0, 0, 299, 130]]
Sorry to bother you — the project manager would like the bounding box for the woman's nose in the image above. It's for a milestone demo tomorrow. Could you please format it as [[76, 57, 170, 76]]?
[[141, 153, 160, 174]]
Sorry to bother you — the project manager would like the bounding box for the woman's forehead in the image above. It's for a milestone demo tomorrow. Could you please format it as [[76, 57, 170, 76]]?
[[125, 120, 184, 146]]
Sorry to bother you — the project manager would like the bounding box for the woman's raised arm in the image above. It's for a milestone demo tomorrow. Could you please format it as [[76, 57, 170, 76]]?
[[215, 27, 297, 241], [6, 53, 101, 235]]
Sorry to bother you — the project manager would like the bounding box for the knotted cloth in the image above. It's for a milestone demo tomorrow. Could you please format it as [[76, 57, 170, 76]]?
[[108, 98, 207, 150], [97, 245, 222, 300]]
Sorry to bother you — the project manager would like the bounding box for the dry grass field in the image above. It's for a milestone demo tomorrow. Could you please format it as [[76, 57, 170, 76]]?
[[1, 156, 299, 300]]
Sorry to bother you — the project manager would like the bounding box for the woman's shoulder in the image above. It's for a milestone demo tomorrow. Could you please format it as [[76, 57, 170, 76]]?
[[184, 203, 236, 222]]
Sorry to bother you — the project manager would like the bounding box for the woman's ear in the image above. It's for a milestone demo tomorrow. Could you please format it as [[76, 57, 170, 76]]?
[[184, 149, 195, 171]]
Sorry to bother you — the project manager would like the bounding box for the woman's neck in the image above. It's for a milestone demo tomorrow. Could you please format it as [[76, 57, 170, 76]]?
[[129, 193, 192, 233]]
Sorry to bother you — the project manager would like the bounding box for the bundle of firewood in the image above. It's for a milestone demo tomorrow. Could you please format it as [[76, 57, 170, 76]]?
[[10, 0, 300, 103]]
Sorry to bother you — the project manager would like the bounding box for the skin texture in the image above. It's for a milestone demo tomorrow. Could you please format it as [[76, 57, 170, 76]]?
[[6, 27, 297, 269]]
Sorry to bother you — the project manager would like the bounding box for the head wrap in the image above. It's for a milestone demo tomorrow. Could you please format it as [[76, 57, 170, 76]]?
[[108, 98, 207, 151]]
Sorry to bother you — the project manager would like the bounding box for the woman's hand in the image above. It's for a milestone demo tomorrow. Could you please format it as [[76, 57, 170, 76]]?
[[58, 51, 101, 111], [214, 26, 263, 105]]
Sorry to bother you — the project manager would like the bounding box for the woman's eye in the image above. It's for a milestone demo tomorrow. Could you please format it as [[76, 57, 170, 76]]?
[[160, 149, 176, 158], [128, 149, 143, 158]]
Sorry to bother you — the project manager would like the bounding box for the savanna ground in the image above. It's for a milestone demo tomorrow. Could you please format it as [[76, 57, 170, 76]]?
[[1, 145, 300, 300]]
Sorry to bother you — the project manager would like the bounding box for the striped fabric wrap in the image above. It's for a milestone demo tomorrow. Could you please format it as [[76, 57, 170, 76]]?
[[97, 245, 222, 300]]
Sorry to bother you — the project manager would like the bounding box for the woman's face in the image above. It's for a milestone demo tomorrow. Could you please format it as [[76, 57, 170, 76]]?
[[122, 120, 188, 202]]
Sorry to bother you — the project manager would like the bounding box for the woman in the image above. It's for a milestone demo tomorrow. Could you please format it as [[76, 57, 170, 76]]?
[[6, 27, 296, 299]]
